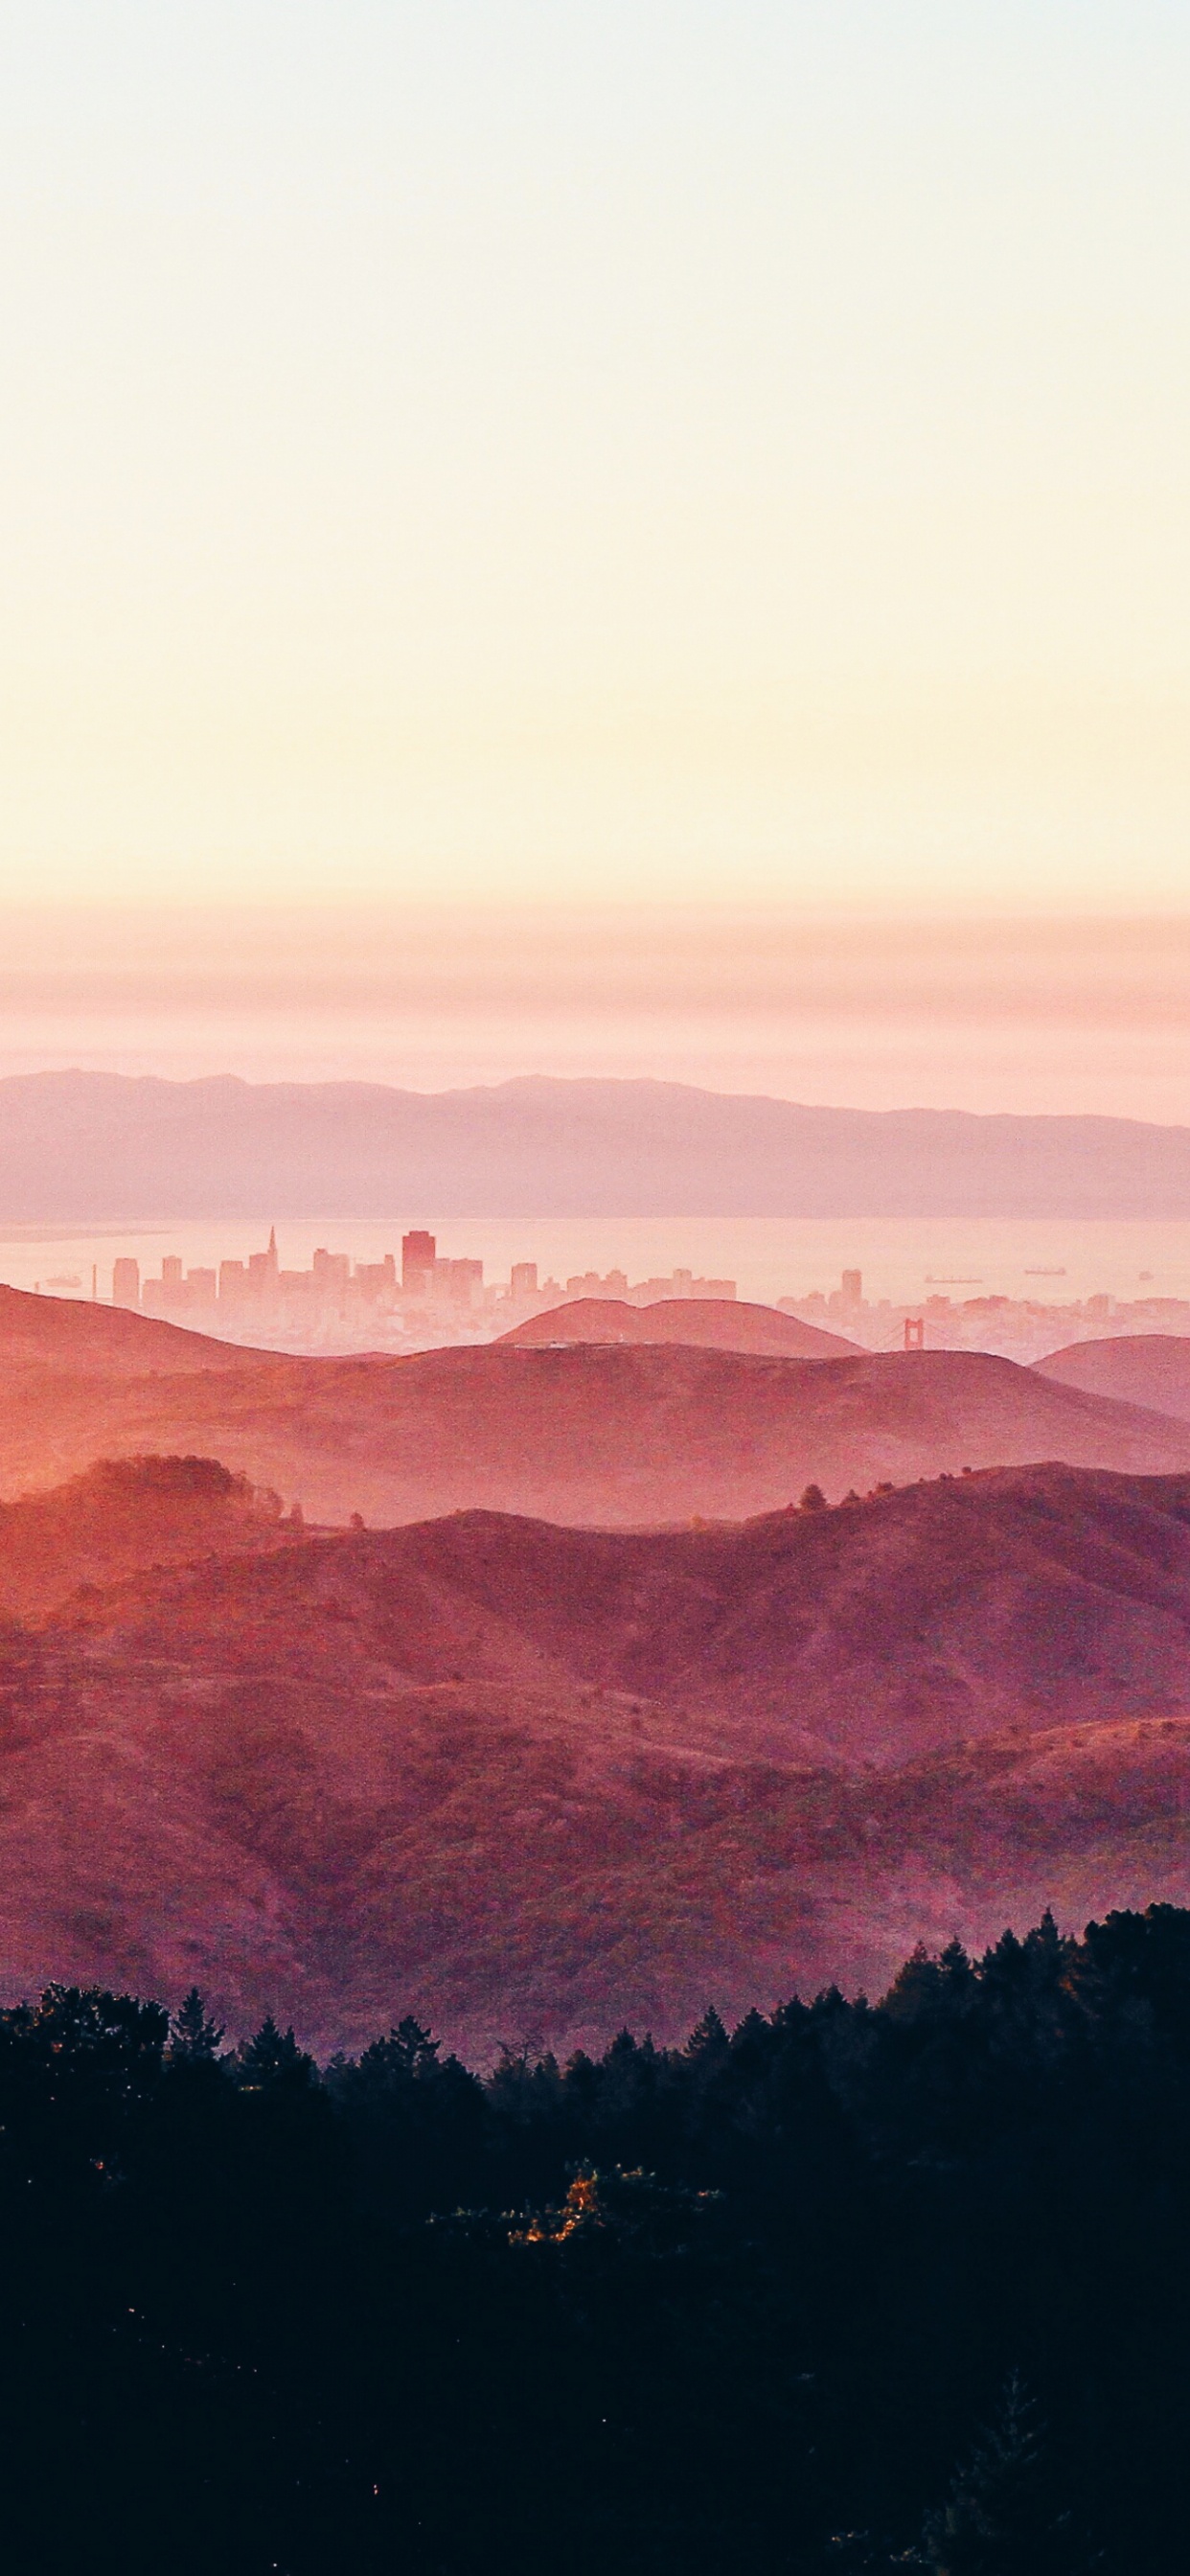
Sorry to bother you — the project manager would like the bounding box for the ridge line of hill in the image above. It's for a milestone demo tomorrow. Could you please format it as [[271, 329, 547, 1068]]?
[[6, 1286, 1190, 1523]]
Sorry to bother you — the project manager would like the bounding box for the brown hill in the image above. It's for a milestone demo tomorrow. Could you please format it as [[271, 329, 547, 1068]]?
[[1036, 1333, 1190, 1424], [0, 1454, 299, 1620], [0, 1281, 265, 1376], [6, 1287, 1190, 1523], [60, 1461, 1190, 1767], [498, 1296, 861, 1358], [6, 1462, 1190, 2054]]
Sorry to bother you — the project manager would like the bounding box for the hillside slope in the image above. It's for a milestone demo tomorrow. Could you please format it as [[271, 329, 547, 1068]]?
[[0, 1282, 265, 1375], [498, 1295, 861, 1358], [6, 1293, 1190, 1521], [0, 1454, 299, 1619], [1037, 1333, 1190, 1423], [59, 1463, 1190, 1765], [4, 1463, 1190, 2051]]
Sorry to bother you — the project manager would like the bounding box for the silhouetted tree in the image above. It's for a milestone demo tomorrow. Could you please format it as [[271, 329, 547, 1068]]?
[[169, 1986, 225, 2060], [916, 2375, 1090, 2576], [0, 1911, 1180, 2572], [236, 2015, 317, 2091]]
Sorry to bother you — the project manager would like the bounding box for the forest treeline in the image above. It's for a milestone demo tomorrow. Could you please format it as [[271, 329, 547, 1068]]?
[[5, 1907, 1190, 2573]]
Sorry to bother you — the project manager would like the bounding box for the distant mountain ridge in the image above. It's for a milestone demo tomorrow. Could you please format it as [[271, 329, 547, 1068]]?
[[6, 1068, 1190, 1215]]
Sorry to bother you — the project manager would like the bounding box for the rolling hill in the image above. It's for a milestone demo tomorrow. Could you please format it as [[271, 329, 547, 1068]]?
[[6, 1287, 1190, 1521], [1037, 1333, 1190, 1423], [55, 1460, 1190, 1767], [0, 1280, 264, 1375], [498, 1295, 861, 1358], [5, 1459, 1190, 2053], [0, 1454, 299, 1620]]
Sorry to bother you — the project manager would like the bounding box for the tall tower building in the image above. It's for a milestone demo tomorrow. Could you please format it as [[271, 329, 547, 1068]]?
[[401, 1230, 436, 1297], [248, 1229, 281, 1296], [112, 1257, 140, 1310]]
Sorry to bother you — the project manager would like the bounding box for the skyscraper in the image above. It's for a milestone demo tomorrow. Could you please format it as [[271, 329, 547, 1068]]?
[[401, 1230, 436, 1298]]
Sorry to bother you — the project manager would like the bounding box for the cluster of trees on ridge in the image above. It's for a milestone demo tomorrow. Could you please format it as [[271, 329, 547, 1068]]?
[[4, 1907, 1189, 2571]]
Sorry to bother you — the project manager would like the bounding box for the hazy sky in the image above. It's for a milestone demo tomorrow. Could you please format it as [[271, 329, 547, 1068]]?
[[1, 5, 1188, 1104]]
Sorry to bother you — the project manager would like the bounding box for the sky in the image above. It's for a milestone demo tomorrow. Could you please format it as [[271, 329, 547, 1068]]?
[[1, 4, 1189, 1112]]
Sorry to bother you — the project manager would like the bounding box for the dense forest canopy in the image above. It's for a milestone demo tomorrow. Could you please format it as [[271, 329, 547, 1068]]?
[[3, 1904, 1189, 2570]]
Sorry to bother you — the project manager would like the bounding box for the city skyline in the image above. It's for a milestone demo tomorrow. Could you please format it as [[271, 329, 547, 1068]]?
[[46, 1223, 1190, 1368], [104, 1224, 742, 1353]]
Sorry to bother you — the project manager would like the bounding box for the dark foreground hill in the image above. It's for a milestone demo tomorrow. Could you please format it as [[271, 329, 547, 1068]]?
[[1037, 1330, 1190, 1421], [498, 1295, 860, 1357], [9, 1460, 1190, 2052], [10, 1066, 1190, 1214], [6, 1284, 1190, 1520]]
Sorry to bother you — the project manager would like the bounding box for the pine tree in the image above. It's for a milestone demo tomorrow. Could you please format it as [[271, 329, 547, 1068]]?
[[236, 2015, 317, 2091], [684, 2005, 729, 2063], [169, 1987, 225, 2061], [916, 2373, 1091, 2575]]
